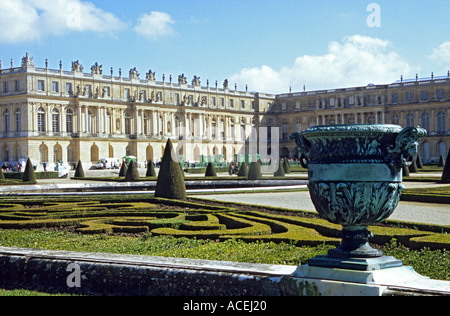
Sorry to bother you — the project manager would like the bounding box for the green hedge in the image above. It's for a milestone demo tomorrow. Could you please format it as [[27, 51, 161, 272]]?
[[4, 172, 59, 180]]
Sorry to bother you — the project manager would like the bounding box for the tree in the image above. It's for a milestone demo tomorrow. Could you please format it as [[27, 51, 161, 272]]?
[[416, 155, 424, 169], [438, 155, 445, 167], [155, 139, 186, 199], [441, 149, 450, 183], [118, 160, 127, 177], [22, 158, 36, 183], [408, 158, 418, 173], [274, 160, 285, 177], [125, 161, 140, 182], [283, 159, 291, 174], [237, 162, 248, 178], [248, 161, 262, 180], [0, 165, 4, 181], [74, 160, 85, 178], [205, 162, 217, 177], [402, 164, 410, 177], [146, 160, 157, 177]]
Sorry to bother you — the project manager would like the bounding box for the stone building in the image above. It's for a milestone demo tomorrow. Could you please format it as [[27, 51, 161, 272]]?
[[0, 54, 448, 171], [0, 54, 274, 171], [269, 75, 450, 163]]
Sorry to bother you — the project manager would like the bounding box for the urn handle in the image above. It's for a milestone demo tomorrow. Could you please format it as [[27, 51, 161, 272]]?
[[290, 132, 311, 168], [388, 126, 427, 168]]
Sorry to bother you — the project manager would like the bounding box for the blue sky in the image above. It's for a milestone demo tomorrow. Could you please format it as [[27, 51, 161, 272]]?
[[1, 0, 450, 93]]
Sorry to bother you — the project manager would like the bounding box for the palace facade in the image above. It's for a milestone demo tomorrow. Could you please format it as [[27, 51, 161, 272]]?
[[270, 75, 450, 164], [0, 54, 449, 171], [0, 54, 274, 171]]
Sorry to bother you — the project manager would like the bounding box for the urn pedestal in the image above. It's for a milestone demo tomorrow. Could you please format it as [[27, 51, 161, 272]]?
[[290, 125, 426, 270]]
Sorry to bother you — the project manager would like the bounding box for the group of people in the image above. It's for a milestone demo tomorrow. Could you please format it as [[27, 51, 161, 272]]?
[[2, 161, 26, 172], [228, 161, 240, 175]]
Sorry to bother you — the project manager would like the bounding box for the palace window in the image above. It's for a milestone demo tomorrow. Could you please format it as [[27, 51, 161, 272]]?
[[406, 113, 414, 127], [15, 108, 21, 132], [38, 80, 45, 91], [437, 111, 446, 134], [240, 121, 246, 140], [405, 91, 413, 102], [437, 89, 445, 100], [66, 83, 73, 94], [391, 93, 398, 103], [37, 107, 45, 132], [125, 113, 131, 135], [4, 109, 9, 133], [420, 91, 428, 101], [15, 80, 20, 92], [3, 82, 8, 93], [281, 122, 288, 141], [391, 114, 399, 125], [52, 81, 59, 93], [241, 100, 245, 109], [52, 109, 60, 133], [66, 109, 73, 133], [421, 112, 430, 132], [87, 110, 94, 133]]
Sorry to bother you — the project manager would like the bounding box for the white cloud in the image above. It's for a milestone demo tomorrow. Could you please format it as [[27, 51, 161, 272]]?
[[230, 35, 413, 94], [134, 11, 175, 40], [429, 42, 450, 64], [0, 0, 126, 43]]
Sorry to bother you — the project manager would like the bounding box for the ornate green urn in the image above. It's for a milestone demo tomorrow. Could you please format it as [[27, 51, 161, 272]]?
[[290, 124, 426, 269]]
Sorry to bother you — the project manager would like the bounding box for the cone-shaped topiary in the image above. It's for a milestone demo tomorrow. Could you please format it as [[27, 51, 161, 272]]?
[[402, 164, 410, 177], [283, 159, 291, 174], [0, 165, 4, 180], [22, 158, 36, 183], [274, 160, 285, 177], [416, 155, 424, 169], [441, 149, 450, 183], [438, 155, 445, 167], [248, 161, 262, 180], [146, 160, 156, 177], [155, 139, 186, 199], [125, 160, 140, 182], [409, 157, 418, 173], [205, 162, 217, 177], [119, 160, 127, 177], [179, 162, 185, 179], [74, 160, 85, 178], [237, 161, 248, 177]]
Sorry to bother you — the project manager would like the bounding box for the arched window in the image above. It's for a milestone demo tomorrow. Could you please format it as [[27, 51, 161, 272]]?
[[52, 108, 60, 133], [240, 119, 246, 140], [54, 144, 62, 163], [91, 144, 99, 162], [438, 142, 447, 158], [421, 112, 430, 132], [66, 109, 73, 133], [39, 144, 48, 163], [37, 107, 45, 132], [421, 142, 430, 163], [437, 111, 446, 134]]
